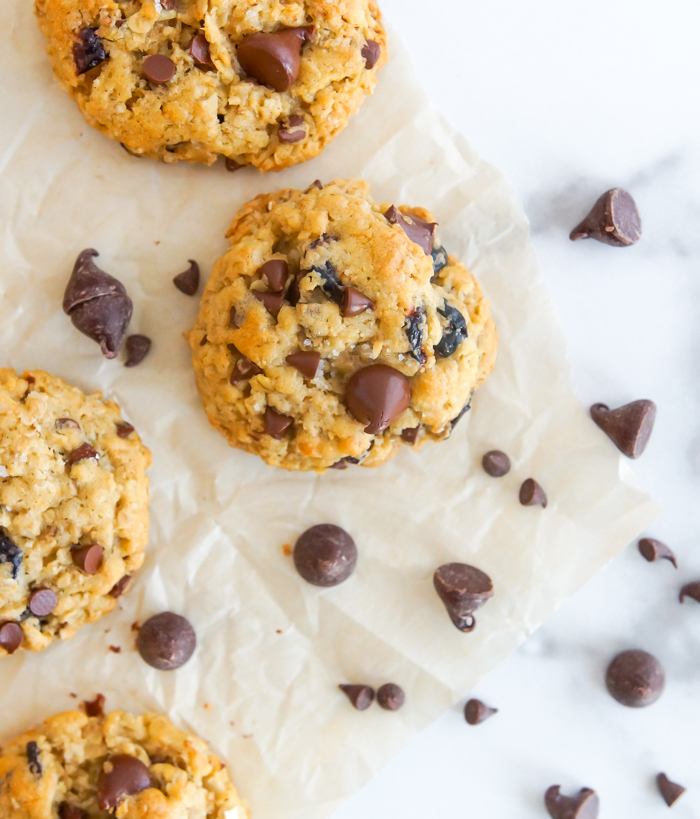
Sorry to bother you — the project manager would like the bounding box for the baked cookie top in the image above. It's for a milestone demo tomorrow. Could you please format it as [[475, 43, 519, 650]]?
[[0, 369, 150, 656], [0, 709, 247, 818], [187, 179, 497, 472], [34, 0, 386, 170]]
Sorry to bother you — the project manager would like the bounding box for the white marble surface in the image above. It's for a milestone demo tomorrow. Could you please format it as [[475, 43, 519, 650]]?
[[333, 2, 700, 817]]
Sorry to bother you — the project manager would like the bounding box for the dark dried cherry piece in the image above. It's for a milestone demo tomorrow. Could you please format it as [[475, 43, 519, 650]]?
[[435, 303, 467, 358], [310, 261, 344, 305], [404, 307, 426, 365], [431, 244, 449, 277], [73, 27, 106, 75]]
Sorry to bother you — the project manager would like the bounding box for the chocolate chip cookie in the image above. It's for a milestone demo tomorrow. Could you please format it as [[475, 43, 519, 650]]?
[[34, 0, 386, 170], [0, 369, 150, 656], [0, 709, 247, 818], [186, 180, 497, 471]]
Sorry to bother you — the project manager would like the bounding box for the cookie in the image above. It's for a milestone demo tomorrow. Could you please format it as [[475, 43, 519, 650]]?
[[0, 709, 247, 818], [186, 180, 497, 471], [0, 369, 150, 656], [34, 0, 386, 171]]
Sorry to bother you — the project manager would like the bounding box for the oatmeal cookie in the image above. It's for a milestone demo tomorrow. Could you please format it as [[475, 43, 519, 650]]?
[[34, 0, 386, 170], [0, 709, 247, 818], [0, 369, 150, 656], [186, 179, 497, 471]]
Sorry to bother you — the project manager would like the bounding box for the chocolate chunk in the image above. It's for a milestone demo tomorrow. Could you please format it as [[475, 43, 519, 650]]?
[[66, 443, 99, 467], [56, 417, 80, 431], [286, 351, 322, 379], [294, 524, 357, 587], [237, 27, 313, 91], [310, 261, 344, 305], [0, 621, 23, 654], [431, 243, 449, 276], [254, 290, 285, 319], [83, 693, 106, 717], [278, 115, 306, 143], [404, 307, 426, 365], [345, 364, 412, 434], [124, 334, 151, 367], [656, 773, 686, 807], [482, 450, 510, 477], [638, 538, 677, 568], [464, 698, 498, 725], [433, 563, 494, 632], [116, 422, 135, 438], [263, 407, 294, 438], [679, 581, 700, 604], [339, 684, 374, 711], [341, 287, 375, 318], [259, 260, 288, 291], [377, 683, 405, 711], [72, 544, 104, 574], [0, 530, 23, 579], [26, 742, 41, 776], [189, 34, 214, 69], [230, 355, 262, 383], [29, 589, 58, 617], [519, 478, 547, 508], [143, 54, 176, 84], [63, 249, 133, 358], [109, 575, 131, 598], [60, 804, 88, 819], [570, 188, 642, 247], [401, 426, 419, 445], [97, 754, 153, 811], [606, 649, 665, 707], [286, 272, 305, 306], [545, 786, 599, 819], [136, 612, 197, 671], [308, 179, 323, 191], [384, 206, 436, 255], [225, 157, 242, 172], [590, 400, 656, 459], [73, 26, 106, 75], [434, 302, 467, 358], [361, 40, 381, 69], [173, 260, 200, 295]]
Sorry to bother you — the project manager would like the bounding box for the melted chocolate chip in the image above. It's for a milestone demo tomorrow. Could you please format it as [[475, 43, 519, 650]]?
[[0, 530, 23, 579], [286, 351, 322, 379], [482, 450, 510, 477], [60, 804, 88, 819], [401, 426, 419, 445], [308, 180, 323, 191], [464, 699, 498, 725], [679, 581, 700, 605], [310, 261, 344, 305], [143, 54, 176, 84], [377, 683, 404, 711], [237, 27, 313, 91], [73, 26, 106, 75], [136, 612, 197, 671], [263, 407, 294, 438], [384, 206, 436, 255], [259, 260, 288, 291], [72, 544, 104, 574], [341, 287, 375, 318], [519, 478, 548, 508], [638, 538, 677, 568], [433, 563, 494, 632], [109, 575, 131, 598], [286, 272, 305, 306], [173, 260, 200, 295], [230, 355, 262, 383], [345, 365, 412, 434], [66, 443, 99, 467], [339, 684, 374, 711], [606, 649, 665, 707], [83, 693, 106, 717], [435, 303, 468, 358], [26, 742, 41, 776], [545, 786, 599, 819], [124, 334, 151, 367], [293, 524, 357, 587], [278, 115, 306, 143], [97, 754, 153, 811], [590, 400, 656, 459], [404, 308, 426, 365], [29, 589, 57, 617], [431, 243, 449, 276], [254, 290, 285, 319], [570, 188, 642, 247], [56, 417, 80, 431], [190, 34, 214, 69], [225, 157, 243, 172], [0, 621, 23, 654], [361, 40, 381, 68], [656, 773, 686, 807], [116, 422, 135, 438]]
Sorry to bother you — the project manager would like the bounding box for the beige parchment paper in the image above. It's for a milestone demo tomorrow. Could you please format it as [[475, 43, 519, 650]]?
[[0, 6, 660, 818]]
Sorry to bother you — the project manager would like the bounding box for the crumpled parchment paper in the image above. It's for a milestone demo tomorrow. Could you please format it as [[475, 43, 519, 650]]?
[[0, 6, 660, 819]]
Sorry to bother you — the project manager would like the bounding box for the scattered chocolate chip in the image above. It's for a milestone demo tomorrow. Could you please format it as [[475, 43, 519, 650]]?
[[293, 524, 357, 587], [310, 261, 344, 305], [639, 538, 677, 568], [173, 260, 200, 295], [341, 286, 375, 317], [339, 684, 374, 711], [545, 786, 599, 819], [237, 26, 313, 91], [570, 188, 642, 247], [0, 621, 23, 654], [72, 544, 104, 574], [287, 351, 322, 379], [0, 530, 23, 579], [56, 417, 80, 431], [143, 54, 176, 84], [361, 40, 381, 68], [97, 754, 153, 811], [189, 33, 214, 69], [73, 26, 106, 75], [590, 400, 656, 459], [656, 773, 686, 807], [606, 649, 665, 707], [109, 575, 131, 598], [482, 450, 510, 477], [345, 364, 412, 434], [60, 804, 88, 819], [679, 581, 700, 604], [435, 302, 468, 358], [464, 698, 498, 725], [384, 206, 436, 255], [29, 589, 58, 617], [26, 742, 41, 776], [63, 250, 133, 358], [124, 334, 152, 367], [259, 259, 288, 291], [404, 307, 426, 365], [377, 683, 404, 711], [519, 478, 547, 508], [83, 693, 106, 717], [433, 563, 494, 632], [230, 355, 262, 383], [116, 422, 135, 438], [66, 443, 99, 467], [401, 426, 419, 445], [225, 157, 242, 172], [264, 407, 294, 438], [254, 290, 285, 319], [136, 612, 197, 671], [278, 115, 306, 143], [431, 243, 449, 276]]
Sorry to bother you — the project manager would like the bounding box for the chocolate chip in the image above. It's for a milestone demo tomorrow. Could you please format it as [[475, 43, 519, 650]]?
[[404, 307, 426, 365], [72, 544, 104, 575], [656, 773, 686, 807], [384, 206, 436, 255], [230, 355, 262, 383], [606, 649, 665, 707], [143, 54, 176, 84], [482, 450, 510, 477], [329, 461, 348, 470], [83, 693, 106, 717], [464, 698, 498, 725], [60, 804, 88, 819], [56, 417, 80, 431], [189, 34, 214, 69], [545, 786, 599, 819], [29, 589, 58, 617], [401, 426, 419, 445], [361, 40, 381, 68], [66, 443, 99, 467], [638, 538, 677, 568], [161, 0, 176, 9], [237, 27, 313, 91], [345, 365, 411, 434], [679, 581, 700, 604], [434, 302, 468, 358], [63, 249, 133, 358], [339, 684, 374, 711], [377, 683, 404, 711], [0, 530, 23, 579], [590, 400, 656, 459], [310, 261, 344, 305], [341, 287, 375, 317], [26, 742, 41, 776], [254, 290, 285, 319], [136, 612, 197, 671], [433, 563, 494, 632], [97, 754, 153, 811], [259, 260, 288, 291], [308, 179, 323, 191], [278, 115, 306, 143], [116, 422, 135, 438], [225, 157, 243, 172], [0, 621, 23, 654], [263, 407, 294, 438], [519, 478, 547, 508], [293, 524, 357, 587], [431, 243, 449, 276], [570, 188, 642, 247], [286, 351, 322, 379], [173, 260, 200, 295], [109, 575, 131, 598], [73, 26, 106, 75], [124, 334, 152, 367]]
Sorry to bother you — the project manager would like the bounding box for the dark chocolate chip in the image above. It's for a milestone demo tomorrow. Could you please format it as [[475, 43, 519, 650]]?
[[56, 417, 81, 431], [464, 698, 498, 725], [404, 307, 426, 365], [230, 355, 262, 383], [434, 302, 467, 358], [109, 575, 131, 598], [606, 649, 665, 707], [545, 786, 599, 819], [377, 683, 404, 711], [341, 287, 375, 318], [237, 26, 314, 91], [143, 54, 176, 84], [116, 422, 135, 438], [83, 693, 106, 717], [656, 773, 686, 807], [97, 754, 153, 811], [433, 563, 494, 632], [26, 742, 42, 776], [339, 684, 374, 711], [361, 40, 381, 68], [263, 407, 294, 438], [310, 261, 344, 305], [72, 544, 104, 574], [345, 364, 412, 435], [638, 538, 677, 568], [519, 478, 547, 508], [60, 804, 88, 819], [329, 461, 348, 470], [259, 260, 288, 291], [384, 206, 436, 255], [570, 188, 642, 247], [590, 400, 656, 459], [254, 290, 285, 319], [0, 530, 23, 579], [225, 157, 243, 172], [73, 26, 106, 75], [293, 524, 357, 587], [308, 179, 323, 191], [431, 244, 449, 276], [124, 334, 151, 368], [679, 581, 700, 605], [401, 426, 419, 445], [29, 589, 58, 617], [189, 34, 214, 69], [136, 612, 197, 671], [286, 272, 305, 306], [0, 621, 23, 654], [286, 351, 322, 379], [482, 450, 510, 477], [278, 115, 306, 143], [173, 260, 200, 295], [66, 443, 99, 467]]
